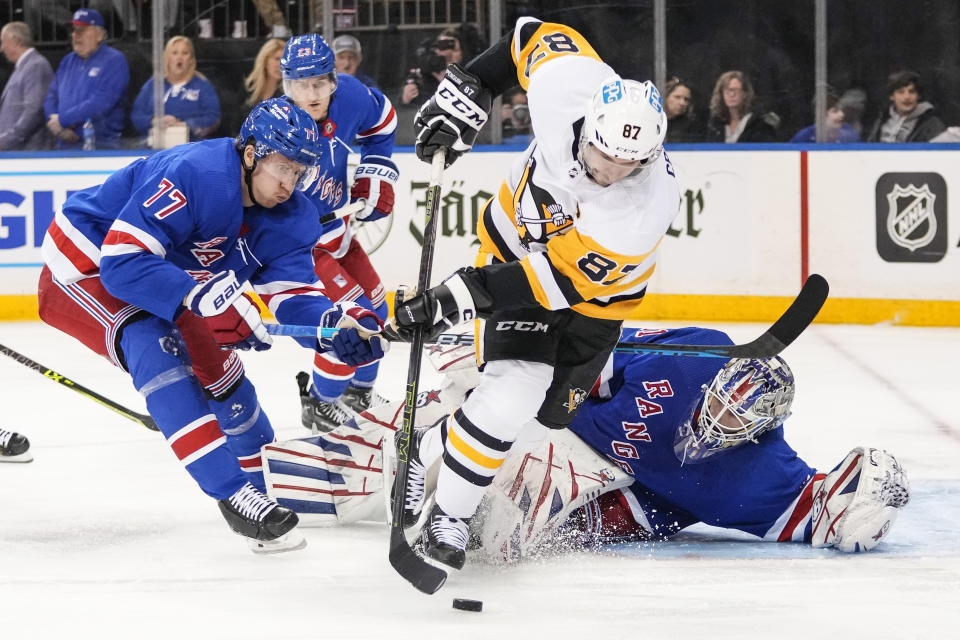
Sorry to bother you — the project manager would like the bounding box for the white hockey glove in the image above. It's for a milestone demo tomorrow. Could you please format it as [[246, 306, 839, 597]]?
[[810, 447, 910, 552], [184, 271, 272, 351], [350, 157, 399, 222], [414, 64, 492, 167], [391, 268, 493, 342]]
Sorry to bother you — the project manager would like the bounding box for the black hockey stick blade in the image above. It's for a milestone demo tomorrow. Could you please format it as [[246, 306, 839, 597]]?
[[612, 274, 829, 359], [388, 148, 449, 595], [389, 528, 448, 594]]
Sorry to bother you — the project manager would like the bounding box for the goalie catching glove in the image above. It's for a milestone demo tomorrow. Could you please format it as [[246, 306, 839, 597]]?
[[184, 270, 272, 351], [391, 268, 493, 341], [319, 300, 389, 367], [414, 64, 492, 167]]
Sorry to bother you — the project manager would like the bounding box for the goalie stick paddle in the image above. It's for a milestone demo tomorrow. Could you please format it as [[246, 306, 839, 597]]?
[[388, 148, 449, 594], [0, 342, 158, 431], [612, 273, 829, 358], [267, 273, 828, 359]]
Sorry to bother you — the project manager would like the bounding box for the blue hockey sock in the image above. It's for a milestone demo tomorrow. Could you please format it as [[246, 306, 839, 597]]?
[[209, 376, 274, 492], [121, 317, 245, 500]]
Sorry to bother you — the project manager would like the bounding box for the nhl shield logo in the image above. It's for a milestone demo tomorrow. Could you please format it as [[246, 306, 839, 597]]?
[[885, 183, 937, 251], [875, 172, 947, 263]]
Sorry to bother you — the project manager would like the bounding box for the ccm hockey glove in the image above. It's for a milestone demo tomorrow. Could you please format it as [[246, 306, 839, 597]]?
[[414, 64, 492, 167], [392, 268, 494, 341], [184, 271, 272, 351]]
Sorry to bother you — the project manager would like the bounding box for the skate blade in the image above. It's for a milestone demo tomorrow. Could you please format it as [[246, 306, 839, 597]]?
[[247, 530, 307, 555], [0, 452, 34, 463]]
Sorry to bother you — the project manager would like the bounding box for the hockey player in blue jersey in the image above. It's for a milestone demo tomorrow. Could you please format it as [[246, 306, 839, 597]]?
[[259, 326, 909, 559], [37, 98, 387, 553], [279, 34, 400, 432]]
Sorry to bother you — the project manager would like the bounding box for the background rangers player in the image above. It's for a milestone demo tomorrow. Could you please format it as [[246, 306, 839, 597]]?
[[391, 17, 681, 568], [260, 328, 910, 559], [280, 34, 401, 431], [37, 99, 387, 553]]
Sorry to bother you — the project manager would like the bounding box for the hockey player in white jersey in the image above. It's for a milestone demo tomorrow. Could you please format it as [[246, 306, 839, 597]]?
[[391, 17, 682, 568]]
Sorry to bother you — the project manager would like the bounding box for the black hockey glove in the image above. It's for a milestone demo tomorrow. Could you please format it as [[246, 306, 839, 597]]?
[[414, 64, 492, 167], [392, 269, 494, 341]]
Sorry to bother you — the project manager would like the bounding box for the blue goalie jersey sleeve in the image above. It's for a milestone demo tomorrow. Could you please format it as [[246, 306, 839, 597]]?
[[569, 327, 817, 538]]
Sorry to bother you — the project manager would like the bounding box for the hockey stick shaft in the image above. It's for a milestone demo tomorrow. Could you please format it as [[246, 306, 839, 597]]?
[[318, 198, 366, 224], [0, 342, 158, 431], [267, 273, 827, 358], [387, 149, 448, 594]]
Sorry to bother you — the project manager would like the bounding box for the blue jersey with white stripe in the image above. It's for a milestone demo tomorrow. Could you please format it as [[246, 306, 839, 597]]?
[[569, 327, 816, 538], [42, 138, 333, 332], [286, 74, 397, 253]]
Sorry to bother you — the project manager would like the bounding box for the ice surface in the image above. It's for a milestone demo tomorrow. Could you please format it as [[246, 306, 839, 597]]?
[[2, 320, 958, 639]]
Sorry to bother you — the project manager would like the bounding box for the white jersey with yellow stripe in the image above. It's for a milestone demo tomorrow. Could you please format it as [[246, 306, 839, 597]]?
[[477, 18, 681, 320]]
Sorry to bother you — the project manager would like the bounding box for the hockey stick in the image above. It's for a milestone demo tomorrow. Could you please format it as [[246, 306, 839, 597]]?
[[386, 148, 449, 594], [318, 198, 366, 225], [266, 273, 828, 359], [0, 342, 159, 431]]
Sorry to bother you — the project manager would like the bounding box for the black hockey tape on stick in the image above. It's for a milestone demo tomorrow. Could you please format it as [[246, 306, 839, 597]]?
[[388, 148, 449, 595], [612, 274, 829, 359], [0, 342, 159, 431]]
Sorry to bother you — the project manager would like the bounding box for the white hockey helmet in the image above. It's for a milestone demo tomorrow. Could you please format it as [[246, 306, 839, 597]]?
[[581, 77, 667, 165]]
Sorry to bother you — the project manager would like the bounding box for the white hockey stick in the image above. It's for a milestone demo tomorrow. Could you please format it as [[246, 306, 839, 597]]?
[[318, 198, 367, 224]]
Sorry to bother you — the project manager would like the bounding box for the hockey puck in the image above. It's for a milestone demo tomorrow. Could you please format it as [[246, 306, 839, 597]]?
[[452, 598, 483, 612]]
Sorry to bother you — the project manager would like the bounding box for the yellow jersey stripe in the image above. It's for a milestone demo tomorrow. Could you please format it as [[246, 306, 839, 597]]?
[[512, 23, 602, 90], [448, 426, 506, 470]]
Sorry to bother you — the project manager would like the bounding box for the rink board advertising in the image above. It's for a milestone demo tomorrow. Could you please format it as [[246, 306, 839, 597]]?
[[0, 149, 957, 325]]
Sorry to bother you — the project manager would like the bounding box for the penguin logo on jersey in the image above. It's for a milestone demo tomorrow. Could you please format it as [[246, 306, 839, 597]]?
[[514, 157, 575, 249], [563, 387, 588, 413]]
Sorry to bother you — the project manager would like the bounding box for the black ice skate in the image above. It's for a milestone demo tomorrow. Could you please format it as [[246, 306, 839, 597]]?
[[296, 371, 357, 433], [394, 424, 430, 528], [0, 428, 32, 463], [420, 503, 470, 570], [340, 384, 388, 414], [217, 482, 305, 554]]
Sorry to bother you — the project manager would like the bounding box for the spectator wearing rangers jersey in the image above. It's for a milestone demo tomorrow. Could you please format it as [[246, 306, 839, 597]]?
[[36, 99, 386, 554], [392, 17, 681, 570], [280, 34, 400, 432], [130, 36, 222, 142]]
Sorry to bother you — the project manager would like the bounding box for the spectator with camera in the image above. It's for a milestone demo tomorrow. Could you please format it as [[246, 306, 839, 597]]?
[[501, 86, 532, 145], [395, 28, 466, 144]]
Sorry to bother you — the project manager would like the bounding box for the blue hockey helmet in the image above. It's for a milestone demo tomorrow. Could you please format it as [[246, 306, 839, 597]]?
[[673, 356, 795, 464], [236, 97, 324, 169], [281, 34, 337, 81]]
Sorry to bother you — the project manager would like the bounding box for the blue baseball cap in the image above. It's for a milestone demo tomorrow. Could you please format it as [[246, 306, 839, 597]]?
[[72, 8, 105, 28]]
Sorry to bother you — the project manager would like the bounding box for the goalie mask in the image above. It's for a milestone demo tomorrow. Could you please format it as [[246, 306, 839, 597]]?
[[578, 77, 666, 186], [674, 356, 795, 464]]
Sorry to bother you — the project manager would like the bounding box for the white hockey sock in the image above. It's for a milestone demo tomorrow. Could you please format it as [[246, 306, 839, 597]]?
[[419, 424, 445, 467]]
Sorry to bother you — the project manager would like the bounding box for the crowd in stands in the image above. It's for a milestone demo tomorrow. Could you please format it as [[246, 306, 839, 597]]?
[[0, 8, 956, 152]]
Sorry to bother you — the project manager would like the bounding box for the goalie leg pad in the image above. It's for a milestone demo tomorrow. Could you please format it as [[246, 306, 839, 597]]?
[[262, 420, 387, 526], [810, 447, 910, 552]]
